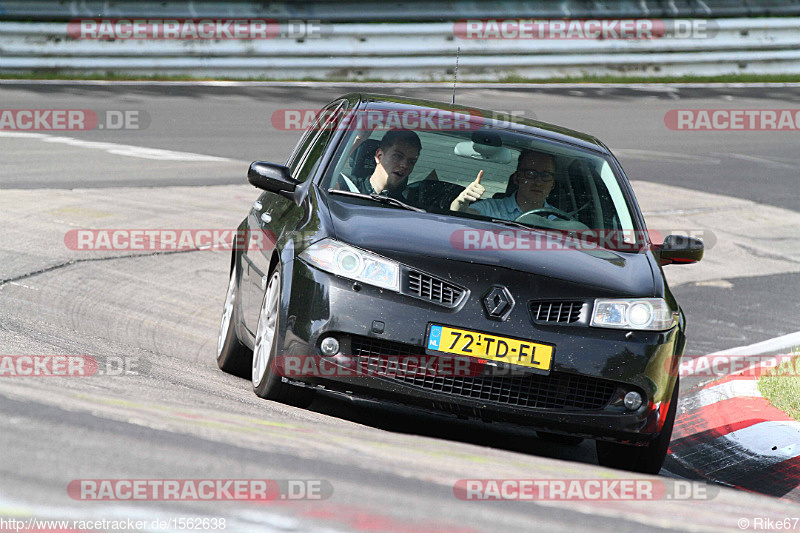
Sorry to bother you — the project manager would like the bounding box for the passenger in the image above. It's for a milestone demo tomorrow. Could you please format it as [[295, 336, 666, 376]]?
[[354, 129, 421, 197], [450, 149, 556, 220]]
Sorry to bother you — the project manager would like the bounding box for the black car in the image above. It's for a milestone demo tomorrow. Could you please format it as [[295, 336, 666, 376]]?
[[216, 93, 703, 474]]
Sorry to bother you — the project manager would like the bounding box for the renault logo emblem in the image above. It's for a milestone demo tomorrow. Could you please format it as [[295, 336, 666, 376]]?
[[482, 286, 515, 321]]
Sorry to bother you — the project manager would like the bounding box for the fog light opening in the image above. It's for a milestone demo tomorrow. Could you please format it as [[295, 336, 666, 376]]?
[[320, 336, 340, 356], [624, 391, 643, 411]]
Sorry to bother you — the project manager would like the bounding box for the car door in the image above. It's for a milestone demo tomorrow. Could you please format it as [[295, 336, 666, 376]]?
[[241, 99, 349, 336]]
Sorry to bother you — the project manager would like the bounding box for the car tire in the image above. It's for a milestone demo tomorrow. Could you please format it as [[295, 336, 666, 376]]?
[[216, 267, 252, 378], [537, 432, 585, 446], [251, 266, 315, 408], [595, 379, 679, 474]]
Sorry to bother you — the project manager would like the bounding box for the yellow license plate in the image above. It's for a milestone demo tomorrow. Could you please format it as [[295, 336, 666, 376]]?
[[426, 324, 553, 371]]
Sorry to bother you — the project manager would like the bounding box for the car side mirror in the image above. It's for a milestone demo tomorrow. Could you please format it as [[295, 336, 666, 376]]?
[[656, 234, 704, 265], [248, 161, 300, 195]]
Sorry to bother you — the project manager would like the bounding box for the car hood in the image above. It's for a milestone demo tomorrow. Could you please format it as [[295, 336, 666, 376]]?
[[326, 199, 656, 297]]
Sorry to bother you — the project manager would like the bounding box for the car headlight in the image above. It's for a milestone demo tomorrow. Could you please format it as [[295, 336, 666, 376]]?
[[299, 238, 400, 291], [590, 298, 677, 331]]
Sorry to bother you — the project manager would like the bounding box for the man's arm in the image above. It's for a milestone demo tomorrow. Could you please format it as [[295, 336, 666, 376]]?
[[345, 127, 375, 161]]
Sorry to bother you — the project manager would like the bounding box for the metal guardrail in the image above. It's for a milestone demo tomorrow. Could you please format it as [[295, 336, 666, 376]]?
[[3, 1, 800, 21], [1, 19, 800, 80]]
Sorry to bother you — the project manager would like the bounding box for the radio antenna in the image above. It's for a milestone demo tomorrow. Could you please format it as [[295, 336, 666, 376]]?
[[452, 47, 460, 105]]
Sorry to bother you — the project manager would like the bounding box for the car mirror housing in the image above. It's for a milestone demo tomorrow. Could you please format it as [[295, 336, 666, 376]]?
[[248, 161, 300, 196], [657, 234, 704, 265]]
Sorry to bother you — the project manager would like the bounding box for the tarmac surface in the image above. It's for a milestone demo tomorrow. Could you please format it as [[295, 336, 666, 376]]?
[[1, 82, 799, 531]]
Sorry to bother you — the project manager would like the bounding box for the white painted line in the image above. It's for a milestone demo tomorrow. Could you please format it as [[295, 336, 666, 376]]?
[[679, 379, 761, 412], [612, 149, 721, 164], [0, 493, 339, 533], [0, 131, 47, 139], [0, 131, 234, 162], [679, 331, 800, 379], [8, 281, 38, 290], [3, 80, 800, 89], [710, 331, 800, 356], [726, 153, 797, 170]]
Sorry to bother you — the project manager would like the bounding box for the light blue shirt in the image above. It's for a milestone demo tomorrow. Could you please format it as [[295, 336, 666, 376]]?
[[471, 194, 554, 221]]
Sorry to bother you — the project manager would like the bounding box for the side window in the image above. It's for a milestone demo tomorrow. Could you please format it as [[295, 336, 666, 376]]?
[[287, 100, 348, 182], [286, 129, 315, 174]]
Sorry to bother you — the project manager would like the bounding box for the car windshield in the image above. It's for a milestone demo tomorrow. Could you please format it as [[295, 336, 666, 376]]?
[[321, 104, 640, 244]]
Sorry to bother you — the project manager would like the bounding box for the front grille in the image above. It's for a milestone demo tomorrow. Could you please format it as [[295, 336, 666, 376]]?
[[530, 301, 583, 324], [351, 336, 424, 357], [350, 336, 615, 411], [403, 270, 465, 307]]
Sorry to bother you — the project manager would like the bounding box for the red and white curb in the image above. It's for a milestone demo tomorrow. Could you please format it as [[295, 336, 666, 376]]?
[[668, 352, 800, 501]]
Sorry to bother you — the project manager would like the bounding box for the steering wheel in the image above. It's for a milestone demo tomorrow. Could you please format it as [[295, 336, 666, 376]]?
[[404, 181, 466, 213], [515, 206, 575, 222]]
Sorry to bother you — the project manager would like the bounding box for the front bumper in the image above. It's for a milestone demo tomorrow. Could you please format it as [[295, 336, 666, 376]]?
[[279, 259, 682, 444]]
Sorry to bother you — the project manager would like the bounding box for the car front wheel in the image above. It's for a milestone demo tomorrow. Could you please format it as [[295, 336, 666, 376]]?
[[251, 266, 315, 407], [596, 379, 679, 474]]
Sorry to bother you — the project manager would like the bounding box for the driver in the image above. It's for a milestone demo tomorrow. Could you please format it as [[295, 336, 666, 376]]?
[[450, 149, 556, 220], [354, 129, 421, 197]]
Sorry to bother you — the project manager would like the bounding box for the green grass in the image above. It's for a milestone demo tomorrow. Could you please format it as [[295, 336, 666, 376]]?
[[497, 73, 800, 84], [758, 348, 800, 422], [1, 72, 800, 83]]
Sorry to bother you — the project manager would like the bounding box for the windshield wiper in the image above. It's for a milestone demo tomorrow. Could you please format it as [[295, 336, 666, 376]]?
[[327, 189, 425, 213], [489, 218, 537, 230]]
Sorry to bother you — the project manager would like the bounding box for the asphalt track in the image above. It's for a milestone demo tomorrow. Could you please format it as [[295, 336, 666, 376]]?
[[1, 82, 800, 532]]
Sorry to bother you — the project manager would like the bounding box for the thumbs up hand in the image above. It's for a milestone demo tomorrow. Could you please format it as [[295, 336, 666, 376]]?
[[450, 170, 485, 212]]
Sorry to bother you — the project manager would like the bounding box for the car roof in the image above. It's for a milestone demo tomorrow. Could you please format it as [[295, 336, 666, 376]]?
[[339, 92, 610, 155]]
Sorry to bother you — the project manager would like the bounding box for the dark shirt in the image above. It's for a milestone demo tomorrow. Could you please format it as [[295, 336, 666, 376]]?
[[354, 175, 379, 195], [353, 175, 408, 200]]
